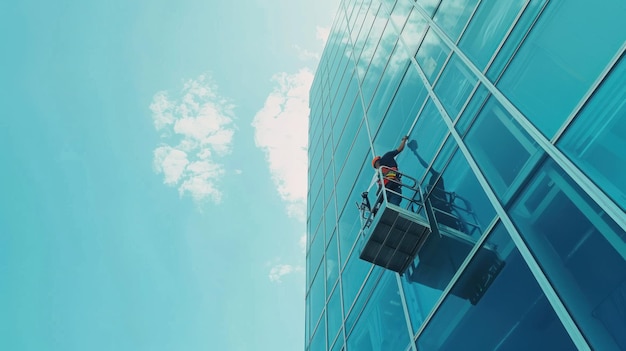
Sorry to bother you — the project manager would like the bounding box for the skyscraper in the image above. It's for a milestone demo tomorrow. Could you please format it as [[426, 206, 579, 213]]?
[[305, 0, 626, 350]]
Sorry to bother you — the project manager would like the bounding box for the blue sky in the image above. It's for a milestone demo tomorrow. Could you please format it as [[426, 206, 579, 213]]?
[[0, 0, 337, 350]]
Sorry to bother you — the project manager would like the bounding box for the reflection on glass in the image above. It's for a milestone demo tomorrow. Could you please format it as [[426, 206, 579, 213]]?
[[465, 97, 542, 203], [333, 94, 361, 171], [510, 159, 626, 350], [416, 224, 577, 350], [309, 223, 324, 281], [398, 99, 447, 183], [327, 286, 343, 349], [433, 0, 479, 42], [355, 2, 382, 78], [346, 273, 410, 351], [375, 66, 427, 148], [401, 143, 495, 333], [331, 328, 344, 351], [387, 0, 412, 30], [400, 8, 428, 54], [367, 46, 410, 129], [415, 0, 440, 18], [434, 149, 496, 233], [345, 268, 383, 334], [434, 54, 477, 120], [326, 232, 340, 295], [455, 84, 490, 135], [458, 0, 526, 70], [415, 29, 451, 83], [335, 126, 369, 212], [558, 54, 626, 210], [496, 0, 626, 137], [362, 20, 401, 113], [358, 5, 388, 78], [341, 251, 374, 316], [325, 194, 337, 241], [310, 310, 326, 351], [411, 142, 482, 250]]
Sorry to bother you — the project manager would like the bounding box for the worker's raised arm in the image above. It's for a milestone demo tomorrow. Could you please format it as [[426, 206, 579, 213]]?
[[397, 136, 408, 152]]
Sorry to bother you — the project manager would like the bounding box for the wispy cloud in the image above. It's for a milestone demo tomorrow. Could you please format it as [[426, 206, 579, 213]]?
[[316, 26, 331, 45], [150, 74, 236, 204], [299, 234, 307, 254], [252, 69, 313, 221], [294, 44, 321, 62], [268, 263, 304, 283]]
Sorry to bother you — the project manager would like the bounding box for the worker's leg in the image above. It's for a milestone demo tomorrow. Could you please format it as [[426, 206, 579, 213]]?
[[386, 188, 402, 206]]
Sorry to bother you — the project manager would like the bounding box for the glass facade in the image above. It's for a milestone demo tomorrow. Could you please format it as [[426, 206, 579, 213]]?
[[306, 1, 626, 350]]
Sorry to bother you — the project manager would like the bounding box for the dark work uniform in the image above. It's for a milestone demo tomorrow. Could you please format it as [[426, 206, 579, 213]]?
[[377, 149, 402, 205]]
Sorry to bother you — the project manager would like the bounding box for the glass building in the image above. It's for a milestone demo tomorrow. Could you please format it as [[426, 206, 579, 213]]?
[[305, 0, 626, 350]]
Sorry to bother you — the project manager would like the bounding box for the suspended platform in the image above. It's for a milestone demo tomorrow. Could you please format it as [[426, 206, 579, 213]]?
[[357, 167, 504, 304], [359, 201, 431, 273]]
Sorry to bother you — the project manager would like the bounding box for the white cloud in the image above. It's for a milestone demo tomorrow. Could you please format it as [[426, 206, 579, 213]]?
[[252, 69, 313, 221], [299, 234, 307, 254], [269, 264, 304, 283], [150, 91, 176, 131], [150, 74, 236, 204], [294, 44, 321, 62], [316, 26, 330, 45], [153, 146, 189, 185]]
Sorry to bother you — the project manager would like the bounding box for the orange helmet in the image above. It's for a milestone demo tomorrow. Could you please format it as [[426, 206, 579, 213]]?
[[372, 156, 381, 168]]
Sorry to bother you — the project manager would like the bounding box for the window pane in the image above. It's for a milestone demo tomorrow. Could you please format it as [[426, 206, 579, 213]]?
[[486, 0, 547, 82], [465, 97, 542, 202], [455, 84, 490, 135], [345, 269, 383, 334], [388, 0, 412, 31], [327, 286, 343, 348], [395, 99, 447, 183], [433, 0, 479, 42], [310, 268, 326, 335], [355, 3, 382, 77], [458, 0, 526, 70], [326, 232, 340, 295], [366, 40, 410, 130], [558, 54, 626, 210], [375, 65, 427, 144], [416, 0, 440, 18], [341, 252, 374, 315], [400, 8, 428, 54], [310, 311, 327, 351], [346, 273, 410, 351], [497, 0, 626, 137], [402, 148, 496, 332], [417, 224, 577, 350], [335, 126, 369, 212], [360, 20, 389, 103], [431, 149, 496, 236], [415, 28, 450, 84], [338, 212, 360, 267], [510, 159, 626, 350], [434, 53, 477, 120], [309, 222, 325, 277]]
